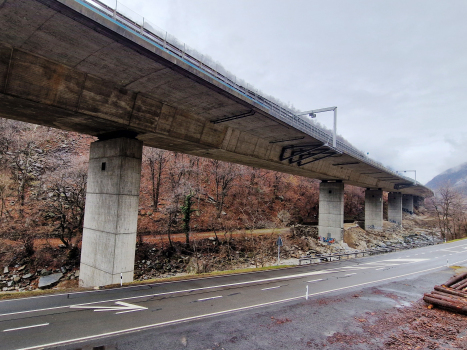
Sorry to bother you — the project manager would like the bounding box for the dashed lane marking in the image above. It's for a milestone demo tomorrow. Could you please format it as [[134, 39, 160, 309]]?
[[261, 286, 281, 291], [18, 258, 467, 350], [3, 323, 49, 332], [307, 279, 324, 283], [197, 296, 223, 302]]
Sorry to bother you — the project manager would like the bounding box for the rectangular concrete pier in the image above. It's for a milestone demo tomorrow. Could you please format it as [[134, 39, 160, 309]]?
[[318, 181, 344, 242], [365, 189, 383, 231], [388, 192, 402, 226], [402, 194, 414, 214], [80, 137, 143, 287]]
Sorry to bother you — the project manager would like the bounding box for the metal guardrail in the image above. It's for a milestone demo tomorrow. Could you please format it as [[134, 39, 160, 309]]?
[[77, 0, 419, 186], [298, 239, 442, 265]]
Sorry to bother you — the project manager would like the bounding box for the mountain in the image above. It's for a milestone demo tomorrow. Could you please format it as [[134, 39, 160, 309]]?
[[426, 162, 467, 194]]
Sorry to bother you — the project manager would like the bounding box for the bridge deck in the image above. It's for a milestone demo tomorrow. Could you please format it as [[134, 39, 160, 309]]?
[[0, 0, 432, 197]]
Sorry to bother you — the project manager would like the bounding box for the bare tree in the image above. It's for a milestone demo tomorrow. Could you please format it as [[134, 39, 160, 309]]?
[[207, 159, 238, 218], [428, 183, 467, 240], [144, 148, 169, 211], [0, 173, 13, 218], [9, 129, 44, 209], [43, 165, 87, 249]]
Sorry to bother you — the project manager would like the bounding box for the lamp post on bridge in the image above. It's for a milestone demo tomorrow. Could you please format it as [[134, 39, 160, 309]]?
[[295, 106, 337, 148], [396, 170, 417, 185]]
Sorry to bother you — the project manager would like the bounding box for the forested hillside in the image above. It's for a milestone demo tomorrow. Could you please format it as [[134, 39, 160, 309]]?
[[0, 117, 367, 246]]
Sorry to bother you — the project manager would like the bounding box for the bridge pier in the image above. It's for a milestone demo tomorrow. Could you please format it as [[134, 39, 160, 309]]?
[[365, 189, 383, 231], [318, 181, 344, 243], [388, 192, 403, 226], [413, 195, 424, 210], [402, 194, 414, 215], [79, 137, 143, 287]]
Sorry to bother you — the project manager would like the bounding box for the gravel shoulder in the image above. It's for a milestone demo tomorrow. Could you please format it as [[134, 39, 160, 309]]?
[[63, 266, 467, 350]]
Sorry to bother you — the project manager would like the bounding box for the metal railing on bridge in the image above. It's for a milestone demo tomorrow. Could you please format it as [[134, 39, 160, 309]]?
[[77, 0, 416, 186]]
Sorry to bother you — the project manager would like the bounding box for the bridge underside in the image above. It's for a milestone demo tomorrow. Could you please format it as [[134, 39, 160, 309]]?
[[0, 42, 427, 196], [0, 0, 431, 196], [0, 0, 431, 286]]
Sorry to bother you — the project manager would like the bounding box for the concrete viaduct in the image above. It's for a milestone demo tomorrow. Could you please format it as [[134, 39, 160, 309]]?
[[0, 0, 433, 287]]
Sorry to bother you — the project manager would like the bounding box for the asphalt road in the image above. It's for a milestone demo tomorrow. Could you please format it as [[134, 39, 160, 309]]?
[[1, 240, 467, 350]]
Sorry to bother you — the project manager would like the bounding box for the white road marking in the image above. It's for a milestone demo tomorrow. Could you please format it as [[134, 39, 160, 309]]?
[[69, 301, 147, 314], [197, 296, 222, 302], [261, 286, 281, 291], [384, 258, 427, 262], [341, 266, 372, 270], [2, 240, 466, 309], [3, 323, 49, 332], [3, 245, 463, 320], [17, 259, 467, 350], [0, 269, 342, 318], [375, 268, 384, 270], [345, 273, 357, 276], [307, 279, 324, 283]]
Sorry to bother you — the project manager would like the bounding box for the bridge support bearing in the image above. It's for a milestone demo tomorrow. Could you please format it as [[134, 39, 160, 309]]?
[[388, 192, 402, 226], [318, 181, 344, 243], [402, 194, 414, 215], [365, 189, 383, 231], [79, 137, 143, 287]]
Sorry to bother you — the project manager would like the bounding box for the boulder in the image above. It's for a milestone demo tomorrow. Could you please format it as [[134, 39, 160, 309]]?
[[38, 273, 62, 289], [3, 266, 8, 274]]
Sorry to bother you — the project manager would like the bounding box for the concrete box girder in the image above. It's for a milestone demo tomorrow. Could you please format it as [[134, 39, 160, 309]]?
[[0, 0, 434, 198]]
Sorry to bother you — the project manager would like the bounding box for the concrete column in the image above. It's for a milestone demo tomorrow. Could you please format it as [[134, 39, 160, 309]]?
[[80, 137, 143, 287], [402, 194, 414, 215], [413, 196, 424, 210], [365, 189, 383, 231], [318, 181, 344, 243], [388, 192, 402, 226]]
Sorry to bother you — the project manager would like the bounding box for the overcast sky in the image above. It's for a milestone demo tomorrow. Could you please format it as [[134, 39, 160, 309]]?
[[109, 0, 467, 184]]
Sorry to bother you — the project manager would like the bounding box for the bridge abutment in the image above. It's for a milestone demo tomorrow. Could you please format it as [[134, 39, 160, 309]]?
[[388, 192, 403, 226], [365, 189, 383, 231], [79, 137, 143, 287], [402, 194, 414, 214], [318, 181, 344, 243]]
